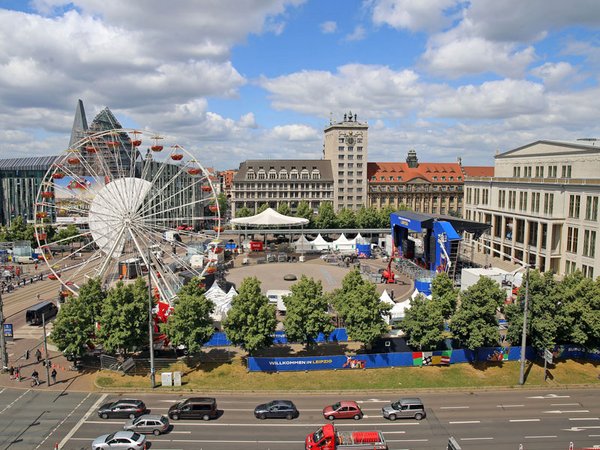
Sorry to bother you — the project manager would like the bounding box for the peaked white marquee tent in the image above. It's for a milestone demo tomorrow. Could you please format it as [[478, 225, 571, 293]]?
[[231, 208, 309, 227]]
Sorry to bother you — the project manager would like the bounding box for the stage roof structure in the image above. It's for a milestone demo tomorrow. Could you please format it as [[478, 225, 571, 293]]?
[[231, 208, 309, 227]]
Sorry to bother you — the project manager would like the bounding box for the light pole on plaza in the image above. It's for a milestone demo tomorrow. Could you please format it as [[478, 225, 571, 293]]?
[[518, 264, 530, 386]]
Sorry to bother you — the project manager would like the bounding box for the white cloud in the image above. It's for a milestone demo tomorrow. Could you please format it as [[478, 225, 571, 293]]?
[[530, 62, 576, 89], [268, 124, 319, 141], [320, 20, 337, 34], [425, 79, 547, 119], [370, 0, 460, 33], [238, 112, 258, 129], [345, 25, 366, 41], [421, 36, 536, 78], [260, 63, 432, 118]]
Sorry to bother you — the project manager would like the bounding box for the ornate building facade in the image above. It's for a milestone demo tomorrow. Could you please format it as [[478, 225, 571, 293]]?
[[367, 150, 465, 215], [231, 160, 333, 217], [463, 140, 600, 277]]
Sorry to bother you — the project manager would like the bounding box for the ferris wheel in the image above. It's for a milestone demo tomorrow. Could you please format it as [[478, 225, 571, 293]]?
[[33, 128, 222, 305]]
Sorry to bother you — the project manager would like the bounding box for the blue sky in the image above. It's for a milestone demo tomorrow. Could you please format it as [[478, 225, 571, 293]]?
[[1, 0, 600, 169]]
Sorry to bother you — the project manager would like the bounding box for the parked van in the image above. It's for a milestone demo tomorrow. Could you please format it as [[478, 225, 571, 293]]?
[[163, 231, 182, 243], [266, 289, 291, 314], [15, 256, 36, 264], [168, 397, 218, 421], [26, 301, 58, 325]]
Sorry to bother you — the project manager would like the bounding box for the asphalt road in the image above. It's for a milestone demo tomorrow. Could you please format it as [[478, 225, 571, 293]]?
[[1, 388, 599, 450]]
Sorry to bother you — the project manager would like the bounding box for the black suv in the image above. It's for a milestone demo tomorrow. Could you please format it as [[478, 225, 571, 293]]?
[[254, 400, 299, 420], [98, 399, 147, 419], [168, 397, 218, 421]]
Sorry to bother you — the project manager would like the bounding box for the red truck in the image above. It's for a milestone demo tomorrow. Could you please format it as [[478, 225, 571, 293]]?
[[305, 423, 387, 450]]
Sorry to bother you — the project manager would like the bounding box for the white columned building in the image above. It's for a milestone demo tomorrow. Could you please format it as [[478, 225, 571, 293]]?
[[463, 140, 600, 278]]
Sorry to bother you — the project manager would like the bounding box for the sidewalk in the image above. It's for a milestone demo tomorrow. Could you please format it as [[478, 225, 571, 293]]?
[[1, 335, 96, 392]]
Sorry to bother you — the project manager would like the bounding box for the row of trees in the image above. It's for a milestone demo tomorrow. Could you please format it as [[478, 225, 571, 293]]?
[[0, 216, 81, 248], [401, 271, 600, 351], [235, 201, 404, 230], [51, 269, 391, 357]]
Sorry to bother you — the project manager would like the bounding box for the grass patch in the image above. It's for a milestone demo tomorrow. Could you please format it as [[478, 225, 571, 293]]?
[[95, 358, 600, 391]]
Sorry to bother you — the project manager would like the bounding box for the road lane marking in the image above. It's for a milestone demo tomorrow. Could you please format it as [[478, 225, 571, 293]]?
[[544, 410, 589, 414], [497, 404, 525, 408], [383, 431, 406, 434], [569, 418, 600, 421], [0, 388, 5, 395], [510, 419, 541, 422], [131, 421, 421, 427], [460, 437, 494, 441], [387, 439, 429, 443], [440, 406, 470, 409], [525, 435, 557, 439], [528, 394, 570, 399], [449, 421, 480, 424], [0, 389, 30, 415], [563, 426, 600, 432], [552, 403, 580, 406], [170, 431, 191, 434], [35, 392, 92, 450], [59, 393, 107, 448]]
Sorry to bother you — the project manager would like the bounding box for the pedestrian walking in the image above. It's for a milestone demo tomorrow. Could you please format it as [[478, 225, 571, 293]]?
[[15, 366, 20, 382], [8, 366, 14, 378], [36, 293, 40, 301], [35, 348, 42, 363], [25, 349, 30, 360], [51, 368, 57, 385]]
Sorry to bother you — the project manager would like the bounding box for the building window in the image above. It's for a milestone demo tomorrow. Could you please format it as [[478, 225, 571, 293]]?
[[347, 154, 354, 160], [279, 170, 288, 179], [498, 190, 506, 208], [338, 171, 344, 177], [583, 264, 594, 279], [311, 170, 320, 180], [562, 165, 572, 178], [583, 230, 596, 258], [338, 146, 344, 152], [565, 260, 576, 274], [585, 196, 598, 221], [466, 188, 472, 204], [268, 170, 277, 179], [246, 171, 255, 180], [338, 154, 344, 160], [569, 194, 581, 218], [290, 169, 298, 179], [567, 227, 579, 253], [357, 146, 363, 152], [338, 163, 344, 168], [519, 192, 528, 211], [544, 193, 554, 214], [531, 192, 540, 213], [508, 191, 516, 209], [548, 165, 557, 178], [339, 138, 344, 143]]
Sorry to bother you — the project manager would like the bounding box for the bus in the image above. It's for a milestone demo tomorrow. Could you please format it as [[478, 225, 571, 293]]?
[[25, 301, 58, 326]]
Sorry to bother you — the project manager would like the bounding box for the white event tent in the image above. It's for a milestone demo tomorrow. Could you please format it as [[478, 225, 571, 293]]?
[[332, 233, 355, 252], [311, 233, 331, 251], [230, 208, 309, 227], [379, 289, 396, 324]]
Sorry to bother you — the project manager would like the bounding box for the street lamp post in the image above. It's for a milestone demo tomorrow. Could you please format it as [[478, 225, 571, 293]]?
[[0, 291, 9, 370], [147, 249, 156, 389], [518, 264, 530, 385]]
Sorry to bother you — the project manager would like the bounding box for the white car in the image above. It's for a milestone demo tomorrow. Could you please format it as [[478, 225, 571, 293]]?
[[91, 431, 146, 449]]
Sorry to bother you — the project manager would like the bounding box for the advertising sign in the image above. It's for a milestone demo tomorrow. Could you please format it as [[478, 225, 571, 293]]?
[[3, 323, 13, 341], [54, 176, 102, 224]]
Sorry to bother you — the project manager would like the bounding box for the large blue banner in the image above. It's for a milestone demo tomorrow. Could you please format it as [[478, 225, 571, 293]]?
[[204, 328, 349, 347], [248, 346, 536, 372]]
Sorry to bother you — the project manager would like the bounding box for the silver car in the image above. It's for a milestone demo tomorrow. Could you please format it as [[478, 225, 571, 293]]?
[[382, 397, 426, 421], [124, 414, 170, 436], [91, 431, 146, 449]]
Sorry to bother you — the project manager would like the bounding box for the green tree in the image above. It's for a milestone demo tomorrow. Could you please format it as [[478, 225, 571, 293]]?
[[97, 278, 149, 354], [296, 200, 314, 226], [54, 224, 80, 247], [257, 203, 270, 213], [315, 202, 336, 229], [283, 276, 334, 349], [336, 208, 356, 229], [431, 273, 459, 319], [356, 206, 380, 228], [451, 277, 505, 350], [222, 277, 277, 354], [277, 203, 291, 216], [217, 192, 228, 217], [179, 276, 206, 298], [8, 216, 27, 241], [236, 206, 252, 218], [505, 270, 560, 350], [401, 294, 446, 350], [163, 292, 215, 354], [554, 271, 600, 348], [331, 270, 390, 347], [50, 278, 106, 357], [377, 205, 396, 228]]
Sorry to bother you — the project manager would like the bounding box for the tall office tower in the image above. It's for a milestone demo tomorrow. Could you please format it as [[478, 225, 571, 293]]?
[[323, 111, 368, 212]]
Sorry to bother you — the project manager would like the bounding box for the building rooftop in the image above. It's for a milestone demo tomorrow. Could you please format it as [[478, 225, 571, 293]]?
[[0, 156, 58, 171], [462, 166, 494, 177], [367, 161, 463, 183]]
